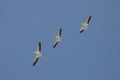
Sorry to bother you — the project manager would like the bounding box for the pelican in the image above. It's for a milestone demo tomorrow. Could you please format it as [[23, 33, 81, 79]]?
[[80, 16, 92, 33], [53, 28, 62, 48], [33, 42, 42, 66]]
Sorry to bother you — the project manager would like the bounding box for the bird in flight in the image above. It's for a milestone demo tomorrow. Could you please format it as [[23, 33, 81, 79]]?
[[80, 16, 92, 33], [53, 28, 62, 48], [33, 42, 42, 66]]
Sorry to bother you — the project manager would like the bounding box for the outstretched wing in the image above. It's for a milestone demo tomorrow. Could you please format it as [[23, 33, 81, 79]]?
[[58, 28, 62, 36], [80, 29, 84, 33], [85, 16, 92, 24], [37, 42, 41, 52], [33, 57, 39, 66], [53, 41, 58, 48]]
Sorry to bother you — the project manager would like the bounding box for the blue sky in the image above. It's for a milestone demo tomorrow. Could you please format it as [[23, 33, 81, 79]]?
[[0, 0, 120, 80]]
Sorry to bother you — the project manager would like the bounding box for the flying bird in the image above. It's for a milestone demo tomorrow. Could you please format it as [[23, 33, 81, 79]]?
[[33, 42, 42, 66], [80, 16, 92, 33], [53, 28, 62, 48]]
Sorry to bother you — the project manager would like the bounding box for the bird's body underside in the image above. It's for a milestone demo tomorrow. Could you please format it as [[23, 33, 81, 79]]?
[[53, 28, 62, 48], [33, 42, 41, 66], [80, 16, 92, 33]]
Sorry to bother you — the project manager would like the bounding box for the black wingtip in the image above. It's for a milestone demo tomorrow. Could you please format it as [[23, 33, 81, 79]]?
[[59, 28, 62, 36], [60, 28, 62, 31], [33, 58, 39, 66], [53, 46, 56, 48], [38, 42, 41, 51], [80, 30, 84, 33], [87, 16, 92, 24], [89, 16, 92, 18], [53, 44, 57, 48], [38, 42, 41, 46], [53, 42, 58, 48]]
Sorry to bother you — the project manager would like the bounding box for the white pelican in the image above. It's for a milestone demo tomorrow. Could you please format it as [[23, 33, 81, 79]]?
[[80, 16, 92, 33], [53, 28, 62, 48], [33, 42, 42, 66]]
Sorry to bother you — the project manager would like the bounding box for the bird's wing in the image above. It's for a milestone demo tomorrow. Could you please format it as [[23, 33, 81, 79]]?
[[58, 28, 62, 36], [53, 41, 58, 48], [85, 16, 92, 24], [33, 57, 39, 66], [80, 29, 84, 33], [37, 42, 41, 52]]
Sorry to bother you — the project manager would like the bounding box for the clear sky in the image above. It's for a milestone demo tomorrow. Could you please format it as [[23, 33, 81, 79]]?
[[0, 0, 120, 80]]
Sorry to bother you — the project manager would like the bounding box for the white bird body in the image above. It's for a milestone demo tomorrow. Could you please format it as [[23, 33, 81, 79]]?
[[34, 51, 41, 58], [55, 36, 61, 42], [53, 28, 62, 48], [80, 16, 92, 33], [33, 42, 41, 66], [80, 23, 88, 30]]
